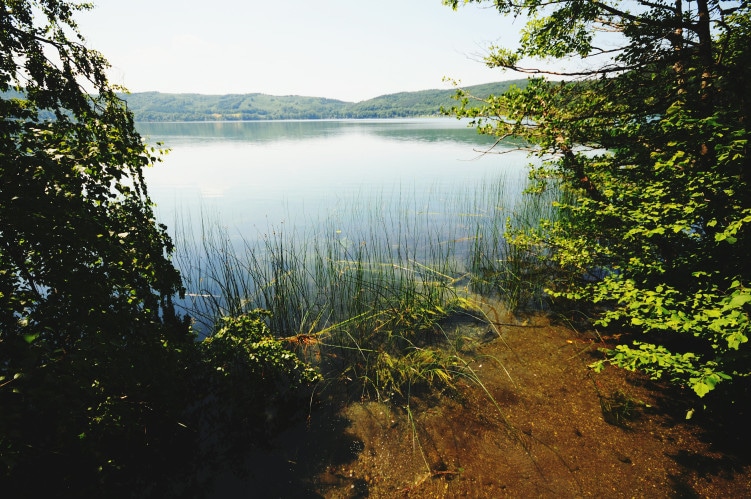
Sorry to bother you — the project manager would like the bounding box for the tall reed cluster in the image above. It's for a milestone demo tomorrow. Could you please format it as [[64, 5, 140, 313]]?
[[172, 173, 558, 397]]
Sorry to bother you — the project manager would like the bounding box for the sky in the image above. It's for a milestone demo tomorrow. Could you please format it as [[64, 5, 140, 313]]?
[[75, 0, 526, 102]]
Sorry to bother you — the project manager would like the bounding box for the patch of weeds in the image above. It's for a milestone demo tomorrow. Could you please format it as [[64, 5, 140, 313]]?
[[599, 389, 643, 427]]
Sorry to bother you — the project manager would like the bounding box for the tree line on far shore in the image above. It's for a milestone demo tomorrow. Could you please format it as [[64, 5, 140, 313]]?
[[121, 81, 526, 121]]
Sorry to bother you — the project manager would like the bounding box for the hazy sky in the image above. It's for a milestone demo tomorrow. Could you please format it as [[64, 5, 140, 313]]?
[[76, 0, 525, 102]]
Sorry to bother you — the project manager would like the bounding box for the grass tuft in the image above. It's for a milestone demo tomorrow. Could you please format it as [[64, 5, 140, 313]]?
[[173, 174, 559, 404]]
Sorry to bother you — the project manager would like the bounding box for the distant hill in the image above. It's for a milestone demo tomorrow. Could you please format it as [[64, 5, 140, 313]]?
[[122, 80, 528, 122]]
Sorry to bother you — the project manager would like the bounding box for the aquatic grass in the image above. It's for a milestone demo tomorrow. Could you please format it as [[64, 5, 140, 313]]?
[[465, 175, 563, 310], [169, 172, 574, 485], [172, 171, 561, 398]]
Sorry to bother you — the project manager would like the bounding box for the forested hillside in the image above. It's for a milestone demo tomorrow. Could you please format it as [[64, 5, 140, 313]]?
[[122, 80, 526, 121]]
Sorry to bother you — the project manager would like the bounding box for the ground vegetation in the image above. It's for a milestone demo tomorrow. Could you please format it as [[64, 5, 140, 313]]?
[[0, 2, 319, 496], [443, 0, 751, 404]]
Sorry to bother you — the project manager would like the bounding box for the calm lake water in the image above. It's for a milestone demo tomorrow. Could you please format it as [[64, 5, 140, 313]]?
[[137, 119, 537, 331], [137, 118, 531, 242]]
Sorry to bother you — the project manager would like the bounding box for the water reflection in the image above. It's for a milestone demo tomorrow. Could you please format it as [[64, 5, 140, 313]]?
[[137, 119, 536, 336], [137, 118, 502, 147], [138, 118, 530, 243]]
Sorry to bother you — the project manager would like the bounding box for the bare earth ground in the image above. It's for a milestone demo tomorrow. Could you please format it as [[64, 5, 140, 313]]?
[[213, 313, 751, 498]]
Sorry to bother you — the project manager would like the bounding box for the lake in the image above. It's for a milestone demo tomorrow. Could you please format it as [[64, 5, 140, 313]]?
[[135, 119, 537, 331], [137, 119, 530, 238]]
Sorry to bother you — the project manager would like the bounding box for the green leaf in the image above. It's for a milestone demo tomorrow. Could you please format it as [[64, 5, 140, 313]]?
[[23, 333, 39, 344], [726, 292, 751, 310]]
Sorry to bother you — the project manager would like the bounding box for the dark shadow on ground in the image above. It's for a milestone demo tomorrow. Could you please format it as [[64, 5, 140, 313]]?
[[210, 311, 751, 498], [210, 397, 366, 498]]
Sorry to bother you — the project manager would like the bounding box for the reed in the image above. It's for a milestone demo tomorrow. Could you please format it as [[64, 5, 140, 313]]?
[[172, 173, 559, 396], [465, 176, 562, 310]]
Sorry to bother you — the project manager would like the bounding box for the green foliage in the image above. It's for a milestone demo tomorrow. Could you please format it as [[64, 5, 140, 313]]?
[[0, 1, 200, 494], [196, 311, 321, 457], [0, 3, 528, 495], [202, 310, 321, 395], [120, 81, 527, 121], [0, 2, 316, 496], [445, 1, 751, 399], [369, 347, 456, 399], [174, 173, 555, 402], [122, 91, 349, 121]]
